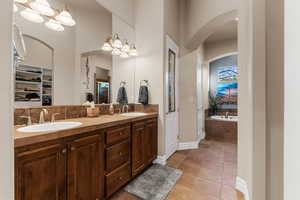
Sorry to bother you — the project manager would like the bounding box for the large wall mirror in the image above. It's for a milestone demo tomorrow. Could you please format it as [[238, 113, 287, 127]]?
[[13, 0, 136, 107]]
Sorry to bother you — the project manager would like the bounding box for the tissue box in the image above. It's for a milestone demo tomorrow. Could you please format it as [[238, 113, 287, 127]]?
[[87, 107, 100, 117]]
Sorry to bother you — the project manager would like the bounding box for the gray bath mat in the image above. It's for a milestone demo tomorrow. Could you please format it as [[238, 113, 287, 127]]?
[[124, 164, 182, 200]]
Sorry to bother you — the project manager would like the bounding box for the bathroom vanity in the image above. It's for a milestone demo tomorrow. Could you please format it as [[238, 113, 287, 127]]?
[[14, 112, 158, 200]]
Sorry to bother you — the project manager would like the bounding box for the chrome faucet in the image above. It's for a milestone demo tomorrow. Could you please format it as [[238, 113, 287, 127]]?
[[225, 112, 229, 119], [39, 109, 48, 124], [20, 115, 32, 126], [51, 113, 60, 123], [122, 105, 129, 113]]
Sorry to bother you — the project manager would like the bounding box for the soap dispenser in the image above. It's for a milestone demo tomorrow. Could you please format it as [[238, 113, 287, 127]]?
[[109, 103, 114, 115]]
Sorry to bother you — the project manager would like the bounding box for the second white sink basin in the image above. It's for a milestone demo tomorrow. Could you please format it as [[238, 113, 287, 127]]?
[[121, 112, 147, 117], [17, 122, 82, 133]]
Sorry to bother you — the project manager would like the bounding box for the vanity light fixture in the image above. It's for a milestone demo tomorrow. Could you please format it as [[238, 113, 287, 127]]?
[[14, 0, 76, 32], [14, 4, 19, 12], [129, 45, 138, 56], [101, 34, 138, 58], [29, 0, 55, 16], [55, 9, 76, 26], [45, 19, 64, 32], [112, 34, 123, 49], [20, 8, 44, 23]]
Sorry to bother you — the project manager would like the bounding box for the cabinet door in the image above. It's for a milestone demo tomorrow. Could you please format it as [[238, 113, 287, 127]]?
[[132, 122, 146, 176], [145, 119, 158, 164], [15, 144, 67, 200], [68, 135, 104, 200]]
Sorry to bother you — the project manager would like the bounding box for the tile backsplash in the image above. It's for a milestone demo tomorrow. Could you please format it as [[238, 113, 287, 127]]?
[[14, 104, 158, 125]]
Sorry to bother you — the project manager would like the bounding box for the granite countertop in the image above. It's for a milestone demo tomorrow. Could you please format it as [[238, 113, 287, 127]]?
[[14, 112, 158, 148]]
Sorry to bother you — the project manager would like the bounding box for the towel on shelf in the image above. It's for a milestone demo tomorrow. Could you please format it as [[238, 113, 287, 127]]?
[[138, 86, 149, 105], [117, 86, 128, 105]]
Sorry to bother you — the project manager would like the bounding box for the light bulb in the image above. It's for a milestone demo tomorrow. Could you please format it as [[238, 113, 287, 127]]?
[[55, 9, 76, 26], [120, 51, 129, 58], [112, 48, 121, 56], [30, 0, 55, 16], [14, 4, 18, 12], [129, 45, 138, 56], [112, 34, 123, 49], [14, 0, 27, 3], [45, 19, 64, 32], [102, 40, 113, 51], [122, 41, 130, 53], [20, 8, 44, 23]]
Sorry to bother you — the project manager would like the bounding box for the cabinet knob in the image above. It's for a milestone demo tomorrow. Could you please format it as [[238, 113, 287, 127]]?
[[119, 177, 123, 180], [119, 152, 123, 156], [119, 132, 123, 136], [62, 149, 67, 154], [71, 147, 76, 151]]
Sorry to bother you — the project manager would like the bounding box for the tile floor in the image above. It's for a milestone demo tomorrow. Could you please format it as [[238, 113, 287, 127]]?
[[110, 139, 244, 200]]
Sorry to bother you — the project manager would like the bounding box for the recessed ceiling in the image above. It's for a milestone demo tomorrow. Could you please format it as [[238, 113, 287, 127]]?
[[69, 0, 109, 13], [204, 20, 238, 44]]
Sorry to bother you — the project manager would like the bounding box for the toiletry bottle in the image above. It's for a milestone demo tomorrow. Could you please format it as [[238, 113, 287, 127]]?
[[109, 103, 114, 115]]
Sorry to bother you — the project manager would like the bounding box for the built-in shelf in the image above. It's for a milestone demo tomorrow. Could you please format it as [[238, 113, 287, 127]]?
[[15, 64, 53, 107]]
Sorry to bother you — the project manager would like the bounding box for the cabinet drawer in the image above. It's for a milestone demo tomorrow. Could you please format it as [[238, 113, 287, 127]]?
[[106, 140, 130, 172], [106, 125, 131, 146], [106, 163, 131, 197]]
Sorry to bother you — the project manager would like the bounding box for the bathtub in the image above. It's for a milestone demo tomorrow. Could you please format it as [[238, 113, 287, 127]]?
[[210, 115, 238, 122]]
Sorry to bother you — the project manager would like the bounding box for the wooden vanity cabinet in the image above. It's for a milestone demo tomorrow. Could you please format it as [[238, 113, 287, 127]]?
[[15, 116, 158, 200], [132, 118, 158, 177], [15, 132, 104, 200], [68, 134, 104, 200], [15, 143, 67, 200]]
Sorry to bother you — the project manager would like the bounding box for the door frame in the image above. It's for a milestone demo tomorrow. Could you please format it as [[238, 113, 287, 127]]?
[[164, 35, 179, 159]]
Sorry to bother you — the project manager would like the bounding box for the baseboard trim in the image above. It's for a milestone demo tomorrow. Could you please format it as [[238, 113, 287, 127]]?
[[235, 176, 250, 200], [153, 155, 167, 165], [178, 137, 202, 150]]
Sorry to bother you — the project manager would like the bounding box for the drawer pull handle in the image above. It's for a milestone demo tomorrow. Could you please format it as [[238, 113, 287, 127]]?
[[71, 147, 76, 151], [62, 149, 67, 154]]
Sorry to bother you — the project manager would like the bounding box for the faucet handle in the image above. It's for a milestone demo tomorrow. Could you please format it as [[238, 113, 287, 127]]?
[[20, 116, 32, 126], [51, 113, 60, 123]]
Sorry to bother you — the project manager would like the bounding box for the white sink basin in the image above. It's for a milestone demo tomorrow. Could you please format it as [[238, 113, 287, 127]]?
[[17, 122, 82, 133], [121, 112, 147, 117]]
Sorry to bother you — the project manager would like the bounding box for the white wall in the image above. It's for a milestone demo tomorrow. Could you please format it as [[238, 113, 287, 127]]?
[[285, 0, 300, 199], [0, 0, 14, 199], [134, 0, 165, 155]]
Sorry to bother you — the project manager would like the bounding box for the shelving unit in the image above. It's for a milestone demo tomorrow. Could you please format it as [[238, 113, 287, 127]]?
[[15, 64, 53, 107]]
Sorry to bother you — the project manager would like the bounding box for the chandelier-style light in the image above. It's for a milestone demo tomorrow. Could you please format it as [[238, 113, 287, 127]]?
[[20, 8, 44, 23], [102, 34, 138, 58], [14, 0, 76, 32]]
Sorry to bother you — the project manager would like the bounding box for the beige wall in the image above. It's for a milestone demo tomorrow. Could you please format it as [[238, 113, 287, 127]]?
[[179, 49, 204, 142], [111, 15, 136, 104], [266, 0, 284, 199], [15, 12, 76, 105], [134, 0, 165, 155], [73, 5, 112, 104], [22, 36, 53, 69], [183, 0, 238, 49], [204, 39, 238, 61], [0, 0, 14, 199], [164, 0, 180, 44]]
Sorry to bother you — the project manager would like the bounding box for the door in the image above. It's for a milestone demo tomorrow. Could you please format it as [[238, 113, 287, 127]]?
[[15, 144, 67, 200], [132, 122, 146, 176], [165, 35, 179, 159], [68, 135, 104, 200], [145, 119, 158, 164]]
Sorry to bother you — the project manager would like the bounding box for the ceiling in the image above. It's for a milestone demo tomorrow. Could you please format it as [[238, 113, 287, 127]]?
[[204, 20, 238, 44], [69, 0, 110, 13]]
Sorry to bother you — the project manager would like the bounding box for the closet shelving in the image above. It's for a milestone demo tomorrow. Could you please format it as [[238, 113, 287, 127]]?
[[15, 64, 53, 107]]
